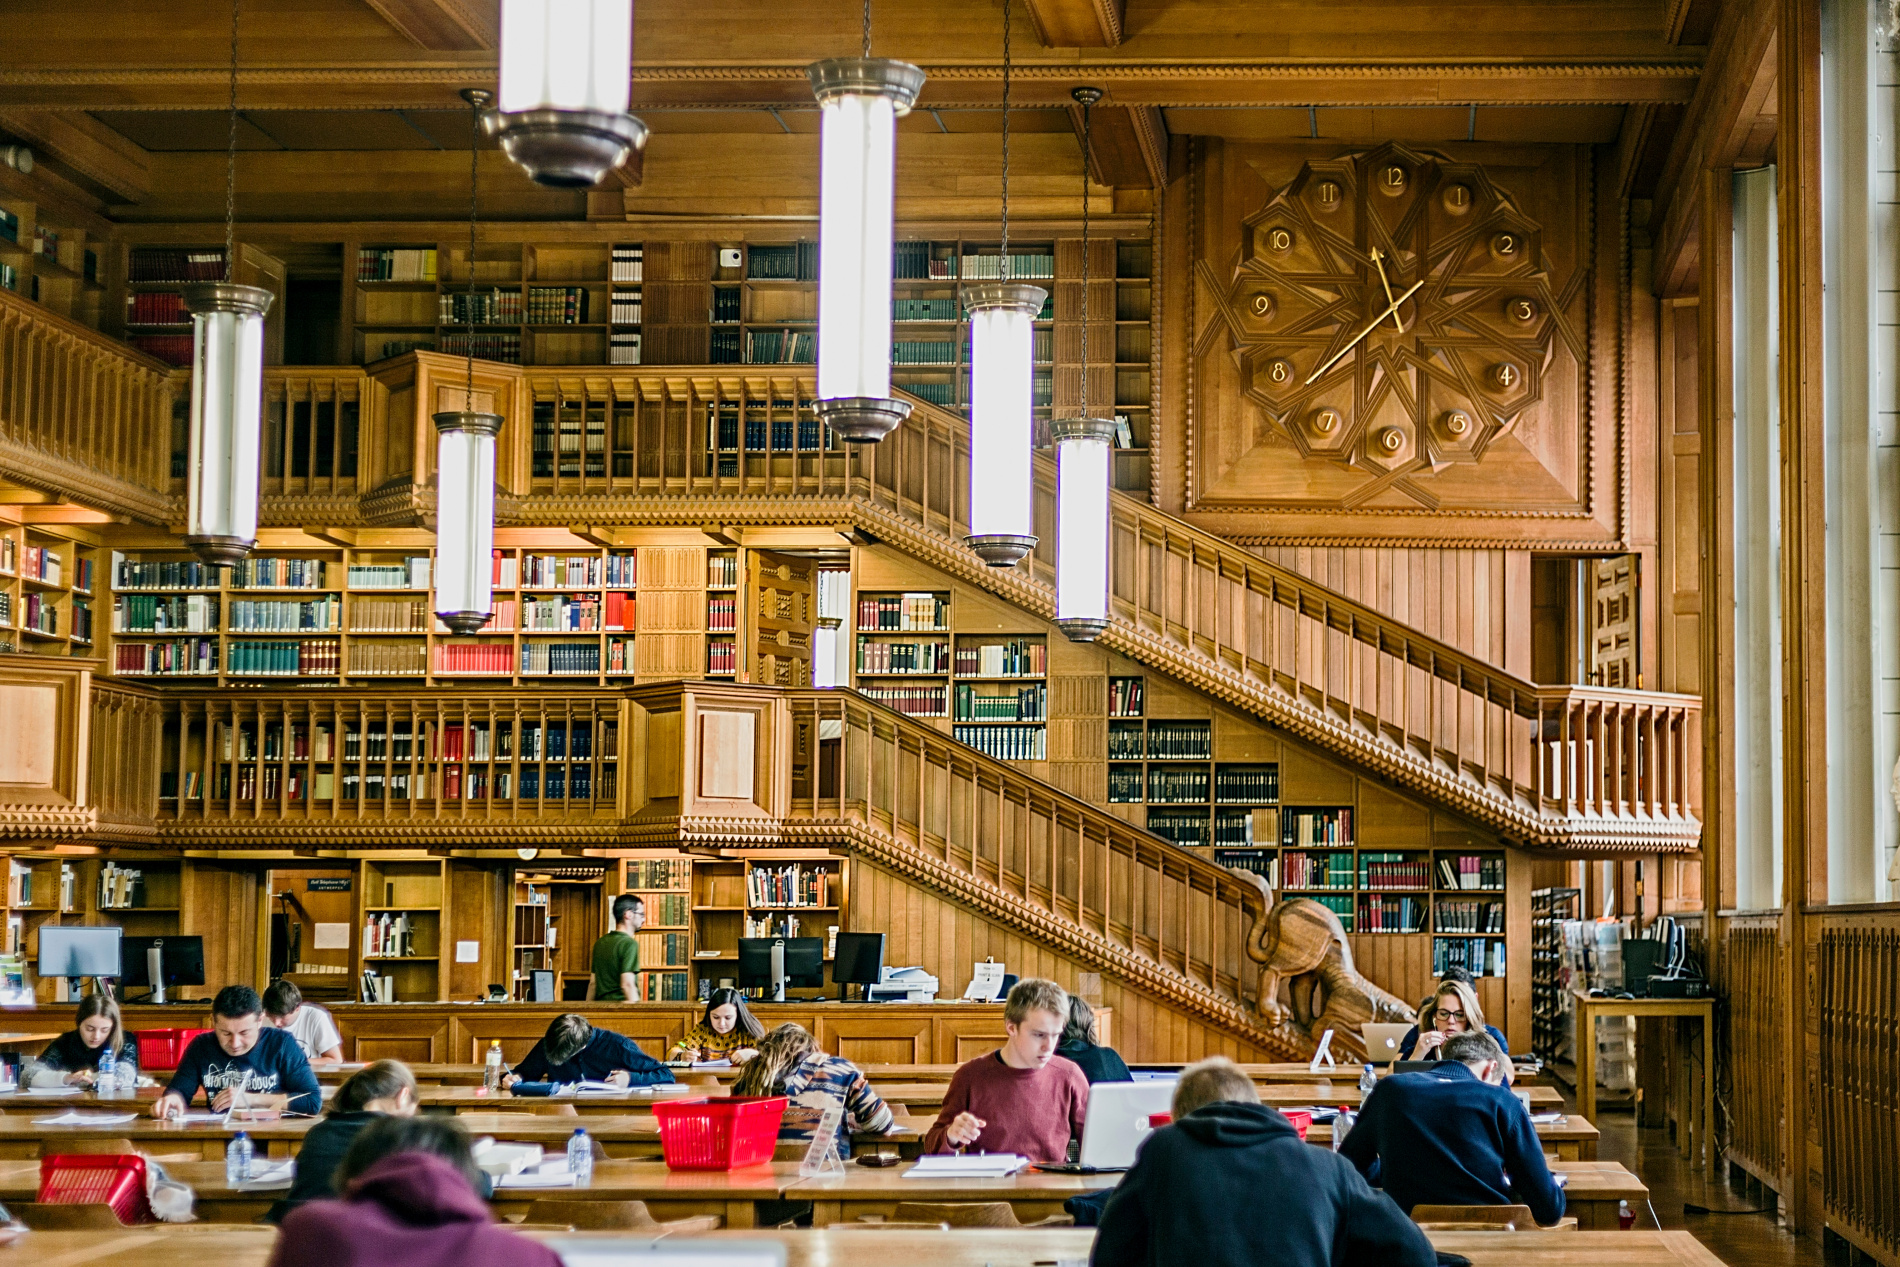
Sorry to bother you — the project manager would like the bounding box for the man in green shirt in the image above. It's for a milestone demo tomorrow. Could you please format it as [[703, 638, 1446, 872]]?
[[591, 894, 646, 1001]]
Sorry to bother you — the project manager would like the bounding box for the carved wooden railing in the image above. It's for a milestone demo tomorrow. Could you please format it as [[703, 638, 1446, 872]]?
[[1818, 915, 1900, 1261], [0, 289, 173, 522], [1722, 916, 1785, 1186]]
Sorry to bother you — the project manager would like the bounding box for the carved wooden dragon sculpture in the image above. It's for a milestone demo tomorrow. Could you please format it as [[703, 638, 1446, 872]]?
[[1238, 872, 1415, 1058]]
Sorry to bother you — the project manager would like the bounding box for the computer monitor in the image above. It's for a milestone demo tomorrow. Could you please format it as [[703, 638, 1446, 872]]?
[[118, 936, 206, 993], [831, 932, 885, 1000], [738, 937, 825, 1000], [37, 925, 122, 981]]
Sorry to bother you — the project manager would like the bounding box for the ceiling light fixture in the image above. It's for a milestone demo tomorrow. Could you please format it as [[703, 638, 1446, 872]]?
[[808, 1, 925, 443], [488, 0, 647, 188], [1054, 86, 1113, 642], [963, 0, 1042, 568], [183, 0, 272, 568], [432, 88, 505, 637]]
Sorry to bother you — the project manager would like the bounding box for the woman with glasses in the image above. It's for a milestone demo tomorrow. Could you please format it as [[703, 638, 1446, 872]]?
[[1398, 978, 1513, 1084]]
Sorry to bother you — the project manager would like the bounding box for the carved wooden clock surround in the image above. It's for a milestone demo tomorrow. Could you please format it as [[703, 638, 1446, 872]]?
[[1187, 140, 1603, 544]]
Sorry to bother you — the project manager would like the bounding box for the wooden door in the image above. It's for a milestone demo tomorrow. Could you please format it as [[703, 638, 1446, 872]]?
[[748, 550, 815, 687], [1590, 555, 1637, 688]]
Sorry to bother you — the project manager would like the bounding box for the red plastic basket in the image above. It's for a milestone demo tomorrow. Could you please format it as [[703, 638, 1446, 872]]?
[[651, 1096, 788, 1170], [38, 1154, 152, 1225], [1281, 1109, 1312, 1141], [134, 1028, 210, 1072]]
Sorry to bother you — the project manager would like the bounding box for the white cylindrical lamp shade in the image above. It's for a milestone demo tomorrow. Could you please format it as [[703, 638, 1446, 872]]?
[[1053, 416, 1115, 641], [183, 283, 273, 567], [433, 410, 504, 634], [964, 282, 1045, 566], [808, 58, 925, 443], [488, 0, 646, 188]]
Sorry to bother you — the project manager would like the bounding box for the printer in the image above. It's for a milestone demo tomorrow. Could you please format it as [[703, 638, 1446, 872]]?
[[865, 965, 939, 1003]]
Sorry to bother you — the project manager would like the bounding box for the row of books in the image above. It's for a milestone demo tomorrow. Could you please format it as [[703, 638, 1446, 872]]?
[[1359, 895, 1428, 934], [747, 863, 835, 908], [1147, 811, 1209, 847], [129, 247, 226, 282], [957, 253, 1057, 280], [745, 330, 815, 364], [1146, 767, 1211, 804], [1282, 808, 1354, 848], [1438, 855, 1506, 890], [609, 291, 643, 323], [519, 592, 633, 632], [953, 682, 1046, 722], [636, 930, 692, 967], [859, 686, 947, 717], [31, 225, 58, 259], [349, 643, 427, 675], [711, 289, 742, 323], [640, 893, 692, 925], [611, 245, 644, 282], [1360, 854, 1432, 890], [856, 639, 948, 675], [525, 286, 590, 324], [348, 558, 431, 590], [434, 643, 514, 675], [22, 544, 66, 586], [352, 598, 430, 632], [1433, 937, 1507, 978], [96, 862, 150, 910], [519, 643, 601, 675], [234, 557, 330, 590], [625, 856, 691, 890], [114, 594, 218, 634], [1283, 849, 1357, 890], [893, 297, 959, 321], [955, 640, 1045, 678], [892, 340, 956, 365], [115, 638, 218, 675], [746, 242, 818, 281], [228, 597, 342, 632], [706, 596, 737, 632], [1107, 767, 1145, 803], [1436, 900, 1506, 934], [20, 593, 59, 636], [440, 290, 524, 325], [606, 636, 636, 673], [69, 600, 92, 643], [703, 408, 827, 453], [0, 538, 15, 575], [128, 334, 194, 365], [708, 555, 739, 587], [1143, 721, 1213, 760], [439, 332, 522, 362], [1108, 677, 1145, 717], [1214, 766, 1279, 804], [609, 332, 642, 364], [954, 724, 1048, 761], [857, 593, 946, 631], [522, 554, 635, 588], [707, 638, 738, 674], [126, 291, 189, 326], [1212, 811, 1263, 844], [643, 971, 693, 1001], [227, 639, 340, 676], [357, 247, 437, 282]]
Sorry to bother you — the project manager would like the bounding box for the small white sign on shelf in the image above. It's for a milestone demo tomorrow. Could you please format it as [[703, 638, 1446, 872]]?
[[455, 940, 480, 963], [963, 960, 1006, 1002]]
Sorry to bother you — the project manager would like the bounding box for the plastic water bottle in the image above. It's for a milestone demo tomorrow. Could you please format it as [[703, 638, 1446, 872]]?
[[1618, 1200, 1634, 1230], [1358, 1063, 1377, 1100], [483, 1040, 504, 1093], [226, 1131, 254, 1185], [1330, 1106, 1354, 1152], [96, 1045, 116, 1098], [566, 1128, 593, 1184], [116, 1053, 137, 1097]]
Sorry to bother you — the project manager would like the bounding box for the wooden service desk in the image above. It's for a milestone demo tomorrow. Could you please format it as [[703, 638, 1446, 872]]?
[[0, 1227, 1728, 1267], [1571, 990, 1716, 1170], [5, 1002, 1080, 1070]]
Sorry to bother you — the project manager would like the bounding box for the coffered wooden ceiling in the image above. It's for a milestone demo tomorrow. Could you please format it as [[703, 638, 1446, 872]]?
[[0, 0, 1715, 215]]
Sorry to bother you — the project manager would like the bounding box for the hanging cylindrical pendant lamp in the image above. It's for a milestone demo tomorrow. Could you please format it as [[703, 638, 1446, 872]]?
[[435, 89, 505, 636], [964, 0, 1039, 567], [487, 0, 647, 188], [1054, 86, 1113, 641], [184, 0, 271, 568], [808, 45, 924, 443]]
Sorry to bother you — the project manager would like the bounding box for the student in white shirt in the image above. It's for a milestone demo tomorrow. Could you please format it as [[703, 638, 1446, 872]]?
[[264, 979, 344, 1063]]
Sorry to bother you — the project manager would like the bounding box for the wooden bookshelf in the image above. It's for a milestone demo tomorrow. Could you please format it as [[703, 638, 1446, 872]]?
[[852, 590, 951, 721], [620, 854, 695, 1003], [706, 548, 738, 678], [951, 633, 1048, 762], [0, 196, 107, 334], [0, 521, 101, 659]]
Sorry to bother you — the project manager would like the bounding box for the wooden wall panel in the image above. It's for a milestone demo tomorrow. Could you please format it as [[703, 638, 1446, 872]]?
[[1659, 296, 1703, 696], [447, 860, 507, 1001], [182, 861, 262, 998]]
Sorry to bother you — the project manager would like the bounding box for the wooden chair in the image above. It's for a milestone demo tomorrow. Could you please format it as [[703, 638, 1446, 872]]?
[[520, 1198, 722, 1232], [14, 1203, 127, 1230], [1410, 1204, 1578, 1232], [890, 1201, 1072, 1228], [528, 1103, 579, 1117]]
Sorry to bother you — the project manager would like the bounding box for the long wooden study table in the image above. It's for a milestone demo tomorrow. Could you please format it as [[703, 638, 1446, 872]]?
[[0, 1156, 1649, 1228], [0, 1228, 1728, 1267]]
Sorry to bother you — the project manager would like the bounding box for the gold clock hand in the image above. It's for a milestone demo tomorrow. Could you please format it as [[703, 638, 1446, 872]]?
[[1368, 248, 1401, 331], [1304, 279, 1424, 385]]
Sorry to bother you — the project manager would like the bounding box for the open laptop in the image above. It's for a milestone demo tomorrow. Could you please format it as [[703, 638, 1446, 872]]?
[[1361, 1022, 1414, 1065], [1040, 1080, 1178, 1174]]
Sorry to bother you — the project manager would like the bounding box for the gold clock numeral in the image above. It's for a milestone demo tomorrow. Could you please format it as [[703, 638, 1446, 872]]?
[[1508, 298, 1537, 323], [1315, 180, 1342, 209], [1493, 232, 1519, 258], [1380, 165, 1407, 193], [1493, 363, 1519, 390], [1266, 228, 1293, 252], [1377, 427, 1406, 453], [1251, 293, 1275, 318], [1266, 359, 1292, 384], [1443, 183, 1472, 213], [1312, 408, 1341, 435], [1443, 410, 1471, 437]]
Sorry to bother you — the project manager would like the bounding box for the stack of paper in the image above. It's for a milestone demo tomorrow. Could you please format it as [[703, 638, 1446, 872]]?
[[33, 1111, 139, 1126], [497, 1161, 579, 1189], [472, 1140, 544, 1178], [902, 1154, 1030, 1179], [24, 1086, 83, 1097], [567, 1081, 632, 1096], [234, 1160, 297, 1190]]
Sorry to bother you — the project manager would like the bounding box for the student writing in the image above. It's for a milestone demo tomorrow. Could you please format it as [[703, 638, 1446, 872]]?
[[153, 984, 321, 1118]]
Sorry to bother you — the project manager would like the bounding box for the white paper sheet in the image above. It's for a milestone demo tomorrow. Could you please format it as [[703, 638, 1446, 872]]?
[[22, 1086, 84, 1097], [902, 1153, 1029, 1178], [175, 1112, 229, 1124], [312, 922, 350, 950], [456, 940, 480, 963], [497, 1163, 580, 1189], [33, 1111, 140, 1126], [233, 1160, 297, 1190]]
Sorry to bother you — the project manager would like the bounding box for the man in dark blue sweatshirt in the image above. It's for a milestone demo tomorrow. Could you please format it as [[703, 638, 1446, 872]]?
[[153, 984, 322, 1118], [1092, 1057, 1434, 1267], [1339, 1030, 1564, 1223], [501, 1013, 675, 1088]]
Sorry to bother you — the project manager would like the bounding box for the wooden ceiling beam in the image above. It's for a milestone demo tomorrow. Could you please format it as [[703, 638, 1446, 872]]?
[[359, 0, 498, 51], [0, 109, 150, 202], [1070, 101, 1167, 188], [1024, 0, 1124, 47]]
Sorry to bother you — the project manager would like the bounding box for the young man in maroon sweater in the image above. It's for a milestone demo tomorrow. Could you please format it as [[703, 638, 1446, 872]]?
[[923, 977, 1089, 1162]]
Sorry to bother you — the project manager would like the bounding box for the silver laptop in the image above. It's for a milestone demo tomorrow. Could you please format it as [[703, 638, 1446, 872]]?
[[1076, 1080, 1179, 1170], [1361, 1022, 1414, 1065]]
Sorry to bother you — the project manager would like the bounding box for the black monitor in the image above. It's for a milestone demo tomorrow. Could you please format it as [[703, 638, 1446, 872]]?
[[119, 936, 206, 989], [831, 931, 885, 999], [738, 937, 825, 999]]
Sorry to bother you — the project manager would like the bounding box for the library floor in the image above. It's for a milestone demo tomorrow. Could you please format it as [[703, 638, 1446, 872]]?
[[1594, 1105, 1821, 1267]]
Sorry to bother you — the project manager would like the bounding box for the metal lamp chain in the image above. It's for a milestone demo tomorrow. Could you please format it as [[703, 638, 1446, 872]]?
[[862, 0, 871, 59], [465, 95, 479, 412], [1000, 0, 1011, 280], [224, 0, 238, 283], [1080, 100, 1090, 413]]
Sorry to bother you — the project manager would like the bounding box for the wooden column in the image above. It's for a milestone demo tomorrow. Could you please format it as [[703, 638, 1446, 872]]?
[[1775, 0, 1826, 1231], [1696, 167, 1736, 949]]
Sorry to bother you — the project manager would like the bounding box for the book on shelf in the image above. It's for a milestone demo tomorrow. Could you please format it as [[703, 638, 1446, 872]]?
[[1281, 808, 1353, 849], [860, 685, 948, 717], [1144, 720, 1212, 760], [1282, 849, 1356, 890], [1214, 849, 1277, 882], [230, 557, 329, 589], [958, 253, 1056, 280], [953, 724, 1048, 761], [357, 247, 437, 282], [434, 642, 513, 675], [346, 557, 431, 590], [855, 639, 948, 675], [707, 639, 737, 674], [609, 331, 642, 364], [1146, 765, 1209, 803], [1434, 900, 1506, 934], [746, 862, 834, 908], [519, 642, 602, 676], [225, 638, 339, 676], [706, 595, 737, 632], [625, 857, 691, 890], [1146, 810, 1209, 847], [115, 637, 218, 675], [857, 593, 944, 631], [127, 291, 189, 325], [611, 245, 644, 282], [1214, 765, 1278, 804], [113, 593, 219, 634], [954, 640, 1045, 678], [129, 247, 227, 282], [439, 331, 522, 363], [1433, 936, 1507, 978], [226, 596, 341, 632], [1109, 677, 1144, 717], [526, 286, 589, 324], [1359, 894, 1426, 934], [357, 597, 432, 633], [1437, 854, 1505, 890], [1359, 853, 1428, 890], [346, 641, 427, 676]]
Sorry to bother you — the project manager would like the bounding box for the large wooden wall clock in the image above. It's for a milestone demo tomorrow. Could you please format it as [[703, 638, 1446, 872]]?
[[1185, 141, 1607, 546]]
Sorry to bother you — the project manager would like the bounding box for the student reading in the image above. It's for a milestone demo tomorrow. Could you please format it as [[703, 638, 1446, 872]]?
[[1339, 1030, 1564, 1224], [153, 984, 321, 1118], [264, 980, 344, 1063], [500, 1013, 675, 1087], [923, 977, 1088, 1162], [23, 993, 138, 1088], [590, 894, 645, 1001], [1058, 994, 1132, 1084], [1093, 1057, 1434, 1267], [673, 987, 766, 1062]]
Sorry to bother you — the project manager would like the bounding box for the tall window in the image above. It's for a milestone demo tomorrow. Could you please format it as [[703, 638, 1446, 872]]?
[[1732, 164, 1783, 912]]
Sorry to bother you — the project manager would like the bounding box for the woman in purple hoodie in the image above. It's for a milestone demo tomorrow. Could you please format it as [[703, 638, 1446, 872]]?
[[267, 1115, 559, 1267]]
